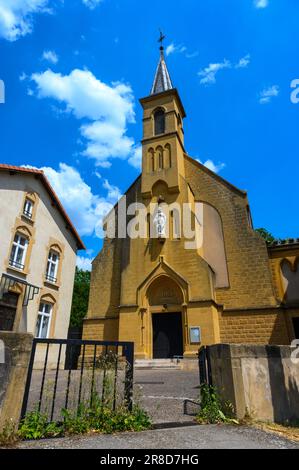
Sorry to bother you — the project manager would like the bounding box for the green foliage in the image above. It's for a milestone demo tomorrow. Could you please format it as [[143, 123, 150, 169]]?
[[18, 410, 62, 440], [70, 268, 91, 327], [62, 399, 151, 435], [197, 384, 239, 425], [255, 228, 276, 245], [18, 396, 151, 440], [0, 420, 19, 447]]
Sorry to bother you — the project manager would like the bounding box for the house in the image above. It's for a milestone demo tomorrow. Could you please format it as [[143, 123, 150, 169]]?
[[0, 164, 85, 344]]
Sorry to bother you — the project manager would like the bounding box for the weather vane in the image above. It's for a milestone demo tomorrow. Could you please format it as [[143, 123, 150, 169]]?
[[158, 30, 166, 49]]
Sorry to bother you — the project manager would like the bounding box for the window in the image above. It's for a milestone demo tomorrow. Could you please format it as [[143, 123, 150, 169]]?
[[9, 233, 28, 270], [154, 109, 165, 135], [35, 302, 52, 338], [46, 251, 59, 283], [23, 198, 33, 219]]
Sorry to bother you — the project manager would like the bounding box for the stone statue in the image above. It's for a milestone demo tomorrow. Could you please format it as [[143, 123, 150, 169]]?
[[154, 207, 167, 239]]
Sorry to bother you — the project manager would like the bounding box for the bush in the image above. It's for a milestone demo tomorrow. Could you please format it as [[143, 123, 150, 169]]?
[[196, 384, 239, 425]]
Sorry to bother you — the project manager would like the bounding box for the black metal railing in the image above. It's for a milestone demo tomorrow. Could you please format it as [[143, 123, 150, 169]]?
[[45, 273, 57, 283], [20, 338, 134, 423], [23, 210, 32, 219], [9, 259, 24, 270]]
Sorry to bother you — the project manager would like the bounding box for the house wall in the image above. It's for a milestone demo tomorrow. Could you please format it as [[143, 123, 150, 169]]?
[[0, 171, 78, 346]]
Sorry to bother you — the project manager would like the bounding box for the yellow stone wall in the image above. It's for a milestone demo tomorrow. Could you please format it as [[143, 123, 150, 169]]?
[[219, 309, 290, 344]]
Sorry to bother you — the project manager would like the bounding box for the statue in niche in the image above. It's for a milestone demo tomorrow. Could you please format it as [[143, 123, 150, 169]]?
[[153, 206, 167, 240]]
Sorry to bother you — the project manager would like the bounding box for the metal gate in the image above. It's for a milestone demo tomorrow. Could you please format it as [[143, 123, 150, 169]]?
[[198, 345, 212, 386], [21, 338, 134, 422]]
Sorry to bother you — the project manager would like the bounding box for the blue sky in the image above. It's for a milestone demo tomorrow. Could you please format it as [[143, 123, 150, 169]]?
[[0, 0, 298, 269]]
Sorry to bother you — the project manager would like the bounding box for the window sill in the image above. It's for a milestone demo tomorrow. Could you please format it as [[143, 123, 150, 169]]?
[[43, 279, 60, 290], [21, 214, 35, 225], [6, 265, 29, 276]]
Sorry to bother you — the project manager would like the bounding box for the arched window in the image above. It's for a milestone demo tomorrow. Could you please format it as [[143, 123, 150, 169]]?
[[157, 147, 164, 169], [154, 109, 165, 135], [148, 148, 155, 172], [9, 226, 31, 271], [46, 250, 60, 283], [35, 301, 53, 338], [165, 144, 171, 169]]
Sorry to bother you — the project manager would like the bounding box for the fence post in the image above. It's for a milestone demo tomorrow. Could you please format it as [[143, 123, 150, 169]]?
[[123, 342, 134, 411], [0, 332, 33, 430]]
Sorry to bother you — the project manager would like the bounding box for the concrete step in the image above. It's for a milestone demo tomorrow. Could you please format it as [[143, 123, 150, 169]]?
[[134, 359, 182, 370]]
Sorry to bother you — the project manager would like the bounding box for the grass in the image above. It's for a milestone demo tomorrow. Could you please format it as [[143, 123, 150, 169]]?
[[253, 422, 299, 443]]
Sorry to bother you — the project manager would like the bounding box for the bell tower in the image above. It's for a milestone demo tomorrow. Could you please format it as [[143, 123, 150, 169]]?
[[140, 36, 186, 199]]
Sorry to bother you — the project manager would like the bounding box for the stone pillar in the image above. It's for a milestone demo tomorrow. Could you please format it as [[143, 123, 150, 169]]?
[[0, 332, 33, 431], [208, 344, 246, 419]]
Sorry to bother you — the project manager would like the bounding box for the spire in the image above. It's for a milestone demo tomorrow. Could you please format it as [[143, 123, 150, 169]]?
[[150, 32, 174, 95]]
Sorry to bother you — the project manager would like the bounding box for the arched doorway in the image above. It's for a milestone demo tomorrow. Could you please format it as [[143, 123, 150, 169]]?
[[146, 275, 184, 359]]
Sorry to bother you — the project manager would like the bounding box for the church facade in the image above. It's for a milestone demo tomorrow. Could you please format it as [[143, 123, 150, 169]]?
[[83, 46, 299, 359]]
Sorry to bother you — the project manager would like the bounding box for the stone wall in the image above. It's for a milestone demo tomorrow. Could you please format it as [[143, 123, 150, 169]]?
[[0, 332, 33, 430], [208, 343, 299, 424], [219, 309, 290, 344]]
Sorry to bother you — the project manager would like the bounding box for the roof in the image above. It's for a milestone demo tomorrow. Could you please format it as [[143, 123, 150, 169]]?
[[184, 154, 247, 197], [0, 164, 85, 250], [151, 47, 173, 95], [268, 239, 299, 251]]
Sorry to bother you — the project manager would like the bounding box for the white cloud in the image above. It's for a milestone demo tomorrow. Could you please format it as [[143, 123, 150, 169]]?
[[186, 51, 199, 59], [198, 54, 251, 85], [235, 54, 250, 69], [76, 256, 93, 271], [29, 68, 138, 168], [196, 158, 226, 174], [42, 49, 58, 64], [19, 72, 28, 81], [166, 42, 198, 59], [128, 146, 142, 170], [259, 85, 279, 104], [23, 162, 122, 238], [254, 0, 269, 8], [102, 179, 122, 202], [198, 59, 231, 85], [82, 0, 103, 9], [0, 0, 51, 41], [166, 43, 187, 57]]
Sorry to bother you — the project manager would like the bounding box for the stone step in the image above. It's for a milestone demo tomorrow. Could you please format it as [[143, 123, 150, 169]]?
[[134, 359, 182, 370]]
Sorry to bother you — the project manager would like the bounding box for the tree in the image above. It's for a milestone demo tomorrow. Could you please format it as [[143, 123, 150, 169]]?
[[255, 228, 275, 245], [70, 268, 91, 328]]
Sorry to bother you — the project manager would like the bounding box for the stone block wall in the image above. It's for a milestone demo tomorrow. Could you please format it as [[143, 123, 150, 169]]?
[[208, 343, 299, 423]]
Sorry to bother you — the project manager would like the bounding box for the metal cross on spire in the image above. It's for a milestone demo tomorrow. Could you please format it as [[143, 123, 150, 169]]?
[[150, 30, 174, 95], [158, 30, 166, 50]]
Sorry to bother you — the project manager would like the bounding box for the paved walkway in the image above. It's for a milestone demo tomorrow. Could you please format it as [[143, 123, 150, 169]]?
[[134, 369, 200, 424], [17, 424, 299, 449]]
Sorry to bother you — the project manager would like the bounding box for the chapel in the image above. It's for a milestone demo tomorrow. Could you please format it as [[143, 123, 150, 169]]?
[[83, 43, 299, 359]]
